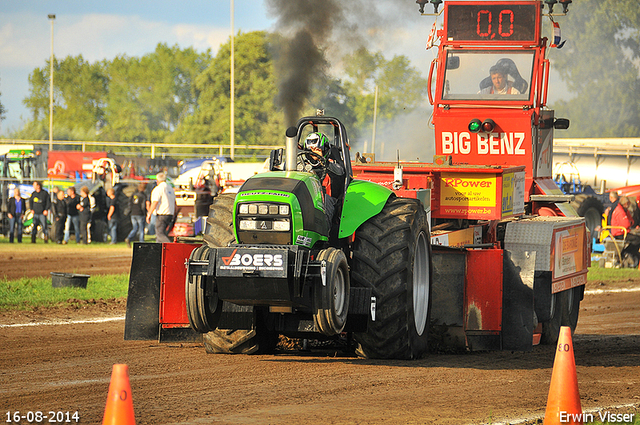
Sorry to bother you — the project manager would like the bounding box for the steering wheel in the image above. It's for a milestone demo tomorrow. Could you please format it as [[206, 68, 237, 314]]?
[[297, 150, 327, 181]]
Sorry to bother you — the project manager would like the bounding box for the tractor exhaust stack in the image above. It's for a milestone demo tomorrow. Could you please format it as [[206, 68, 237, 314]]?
[[285, 126, 298, 172]]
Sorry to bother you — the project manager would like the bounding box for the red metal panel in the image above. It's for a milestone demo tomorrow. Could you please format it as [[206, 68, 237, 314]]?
[[160, 243, 201, 327], [433, 110, 535, 191], [465, 249, 503, 332]]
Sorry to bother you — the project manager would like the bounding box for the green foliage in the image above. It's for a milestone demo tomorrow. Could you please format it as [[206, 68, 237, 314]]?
[[19, 44, 211, 143], [550, 0, 640, 137], [22, 55, 107, 141], [171, 31, 285, 149], [103, 44, 211, 142], [15, 31, 427, 149], [0, 273, 128, 311], [341, 48, 427, 139]]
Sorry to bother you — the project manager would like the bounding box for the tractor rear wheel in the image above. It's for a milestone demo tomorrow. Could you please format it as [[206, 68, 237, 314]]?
[[203, 193, 236, 247], [570, 194, 604, 234], [352, 197, 432, 359]]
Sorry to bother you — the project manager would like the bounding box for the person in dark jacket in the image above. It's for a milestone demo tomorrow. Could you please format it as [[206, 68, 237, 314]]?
[[51, 190, 68, 243], [78, 186, 92, 244], [125, 182, 148, 246], [63, 186, 81, 244], [7, 187, 26, 243], [29, 181, 51, 243]]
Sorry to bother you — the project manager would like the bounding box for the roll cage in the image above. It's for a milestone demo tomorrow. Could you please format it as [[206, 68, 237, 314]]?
[[293, 116, 354, 198]]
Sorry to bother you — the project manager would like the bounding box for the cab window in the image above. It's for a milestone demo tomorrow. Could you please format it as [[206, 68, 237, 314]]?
[[442, 51, 534, 101]]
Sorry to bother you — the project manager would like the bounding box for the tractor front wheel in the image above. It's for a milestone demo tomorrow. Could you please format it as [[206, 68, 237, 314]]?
[[201, 192, 276, 354], [541, 286, 583, 344], [540, 292, 560, 345], [203, 313, 278, 355], [185, 245, 222, 333], [314, 248, 350, 336], [203, 193, 236, 247]]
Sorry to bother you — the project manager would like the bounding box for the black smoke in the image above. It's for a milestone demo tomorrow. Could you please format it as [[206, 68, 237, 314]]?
[[266, 0, 427, 159], [266, 0, 342, 126], [272, 30, 326, 127]]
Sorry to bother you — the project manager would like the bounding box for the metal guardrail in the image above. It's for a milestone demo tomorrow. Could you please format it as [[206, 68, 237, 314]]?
[[4, 137, 640, 159], [0, 138, 285, 160], [554, 138, 640, 157]]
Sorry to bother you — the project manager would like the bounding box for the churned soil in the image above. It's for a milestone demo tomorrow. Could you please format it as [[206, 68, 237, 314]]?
[[0, 245, 639, 424]]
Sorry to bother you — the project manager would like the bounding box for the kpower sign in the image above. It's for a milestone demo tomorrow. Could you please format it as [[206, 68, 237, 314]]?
[[437, 168, 525, 220]]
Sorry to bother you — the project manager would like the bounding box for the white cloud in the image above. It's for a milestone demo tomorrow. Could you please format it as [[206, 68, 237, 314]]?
[[0, 10, 233, 135], [172, 24, 230, 52], [0, 12, 229, 69]]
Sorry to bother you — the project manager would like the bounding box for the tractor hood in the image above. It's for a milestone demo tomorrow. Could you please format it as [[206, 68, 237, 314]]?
[[233, 171, 328, 247]]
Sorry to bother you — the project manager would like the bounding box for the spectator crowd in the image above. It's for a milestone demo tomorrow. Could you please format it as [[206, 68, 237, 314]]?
[[6, 173, 176, 246]]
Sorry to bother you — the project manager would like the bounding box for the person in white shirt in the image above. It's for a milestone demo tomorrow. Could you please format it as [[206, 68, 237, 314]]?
[[146, 172, 176, 243]]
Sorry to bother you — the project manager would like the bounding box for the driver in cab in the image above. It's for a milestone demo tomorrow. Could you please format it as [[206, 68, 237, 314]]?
[[479, 65, 521, 95], [302, 132, 345, 227]]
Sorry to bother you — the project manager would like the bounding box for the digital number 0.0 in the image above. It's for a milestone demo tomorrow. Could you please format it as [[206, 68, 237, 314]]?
[[476, 9, 515, 39]]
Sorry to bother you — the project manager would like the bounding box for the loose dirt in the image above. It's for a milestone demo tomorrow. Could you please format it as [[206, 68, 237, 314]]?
[[0, 246, 639, 424]]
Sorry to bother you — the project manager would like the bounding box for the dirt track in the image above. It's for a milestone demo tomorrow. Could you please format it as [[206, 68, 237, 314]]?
[[0, 245, 132, 281], [1, 247, 639, 424]]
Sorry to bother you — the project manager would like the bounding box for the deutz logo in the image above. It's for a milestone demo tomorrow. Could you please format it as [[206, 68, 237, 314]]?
[[260, 221, 268, 230]]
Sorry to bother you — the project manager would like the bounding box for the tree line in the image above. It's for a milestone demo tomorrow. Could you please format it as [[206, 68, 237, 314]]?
[[9, 31, 426, 154], [550, 0, 640, 137]]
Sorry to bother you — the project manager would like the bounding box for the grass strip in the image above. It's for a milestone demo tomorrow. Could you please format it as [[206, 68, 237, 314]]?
[[587, 263, 640, 282], [0, 273, 129, 311]]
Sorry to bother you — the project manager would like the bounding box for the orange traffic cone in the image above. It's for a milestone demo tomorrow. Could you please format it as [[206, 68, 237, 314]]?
[[102, 364, 136, 425], [544, 326, 582, 425]]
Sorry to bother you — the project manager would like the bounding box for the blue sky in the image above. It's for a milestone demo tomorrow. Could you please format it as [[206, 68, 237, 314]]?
[[0, 0, 277, 135]]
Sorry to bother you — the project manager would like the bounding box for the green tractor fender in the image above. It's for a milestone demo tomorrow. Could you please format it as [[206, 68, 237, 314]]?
[[338, 179, 393, 239]]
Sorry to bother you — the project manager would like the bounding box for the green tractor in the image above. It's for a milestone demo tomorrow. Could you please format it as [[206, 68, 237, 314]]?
[[185, 116, 432, 359]]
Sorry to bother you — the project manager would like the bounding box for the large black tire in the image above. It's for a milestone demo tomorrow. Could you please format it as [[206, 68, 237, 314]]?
[[185, 245, 222, 333], [203, 315, 277, 355], [540, 286, 582, 344], [622, 251, 640, 269], [352, 197, 432, 359], [204, 329, 261, 354], [201, 192, 276, 354], [203, 193, 236, 247], [540, 292, 561, 345], [562, 285, 582, 333], [570, 194, 604, 234], [314, 248, 350, 336]]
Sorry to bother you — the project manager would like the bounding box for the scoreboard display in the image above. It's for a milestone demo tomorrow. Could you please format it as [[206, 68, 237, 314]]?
[[446, 2, 538, 43]]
